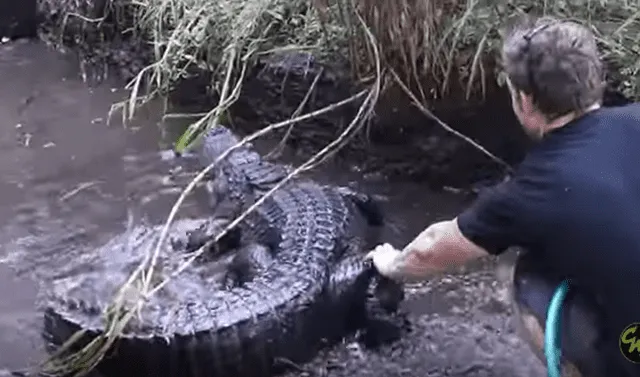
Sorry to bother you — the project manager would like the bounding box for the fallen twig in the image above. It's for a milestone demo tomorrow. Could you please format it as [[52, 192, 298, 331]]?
[[390, 69, 514, 173], [266, 67, 325, 159], [58, 181, 103, 202]]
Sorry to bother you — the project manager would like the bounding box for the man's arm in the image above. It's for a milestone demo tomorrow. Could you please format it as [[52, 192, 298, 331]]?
[[369, 218, 489, 282], [369, 173, 546, 282]]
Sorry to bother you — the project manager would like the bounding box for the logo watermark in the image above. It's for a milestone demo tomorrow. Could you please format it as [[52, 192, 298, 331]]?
[[619, 323, 640, 363]]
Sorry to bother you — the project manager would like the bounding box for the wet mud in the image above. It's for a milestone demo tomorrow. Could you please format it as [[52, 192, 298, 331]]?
[[0, 0, 37, 40], [0, 39, 551, 376], [280, 259, 547, 377]]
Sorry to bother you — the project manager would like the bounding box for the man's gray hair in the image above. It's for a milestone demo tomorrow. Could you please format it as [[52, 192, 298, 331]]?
[[502, 16, 606, 121]]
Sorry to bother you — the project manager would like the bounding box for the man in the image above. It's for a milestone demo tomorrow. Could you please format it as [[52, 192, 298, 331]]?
[[367, 16, 640, 377]]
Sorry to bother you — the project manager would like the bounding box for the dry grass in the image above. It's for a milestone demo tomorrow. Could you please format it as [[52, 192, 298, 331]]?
[[92, 0, 640, 151], [41, 0, 640, 113]]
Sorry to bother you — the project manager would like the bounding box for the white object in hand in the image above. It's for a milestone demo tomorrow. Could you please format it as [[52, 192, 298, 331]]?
[[366, 242, 403, 279]]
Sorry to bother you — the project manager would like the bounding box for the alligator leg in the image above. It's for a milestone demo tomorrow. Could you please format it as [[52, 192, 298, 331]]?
[[205, 171, 247, 221], [205, 170, 229, 211], [221, 242, 276, 289], [373, 275, 405, 313], [170, 218, 243, 263], [332, 187, 408, 346], [220, 226, 281, 288], [335, 186, 385, 227], [330, 239, 408, 348], [324, 251, 406, 351], [358, 303, 409, 349], [358, 273, 409, 349]]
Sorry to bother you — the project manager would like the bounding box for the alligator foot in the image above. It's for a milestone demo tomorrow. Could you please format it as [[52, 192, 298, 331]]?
[[221, 243, 274, 289], [221, 228, 281, 289], [357, 308, 411, 349], [374, 276, 405, 313], [171, 218, 242, 260], [358, 272, 410, 349], [335, 186, 385, 227]]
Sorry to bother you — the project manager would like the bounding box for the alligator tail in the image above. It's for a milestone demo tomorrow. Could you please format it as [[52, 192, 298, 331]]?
[[326, 256, 406, 349]]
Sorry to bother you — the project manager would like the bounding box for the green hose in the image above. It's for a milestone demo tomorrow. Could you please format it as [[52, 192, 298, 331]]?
[[545, 280, 569, 377]]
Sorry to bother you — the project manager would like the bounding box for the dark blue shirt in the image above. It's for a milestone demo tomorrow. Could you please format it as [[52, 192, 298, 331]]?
[[458, 103, 640, 371]]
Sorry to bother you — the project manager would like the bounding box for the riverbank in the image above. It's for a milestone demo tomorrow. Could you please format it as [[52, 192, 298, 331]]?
[[33, 0, 639, 187]]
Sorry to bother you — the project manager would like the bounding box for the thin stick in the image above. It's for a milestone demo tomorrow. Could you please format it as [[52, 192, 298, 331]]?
[[265, 67, 324, 159], [390, 69, 514, 173], [140, 47, 238, 289], [305, 10, 383, 170]]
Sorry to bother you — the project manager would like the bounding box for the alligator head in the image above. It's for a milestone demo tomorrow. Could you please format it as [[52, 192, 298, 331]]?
[[196, 125, 292, 220], [199, 126, 251, 166], [196, 126, 261, 220]]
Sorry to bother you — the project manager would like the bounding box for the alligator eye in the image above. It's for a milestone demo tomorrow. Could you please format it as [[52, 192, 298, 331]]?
[[204, 171, 216, 181]]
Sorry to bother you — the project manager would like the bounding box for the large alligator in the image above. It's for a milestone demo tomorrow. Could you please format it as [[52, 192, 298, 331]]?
[[41, 126, 404, 377], [186, 124, 405, 349], [192, 124, 406, 342], [191, 124, 406, 351]]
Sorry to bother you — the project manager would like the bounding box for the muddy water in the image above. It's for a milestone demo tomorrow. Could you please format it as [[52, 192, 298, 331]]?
[[0, 39, 545, 376]]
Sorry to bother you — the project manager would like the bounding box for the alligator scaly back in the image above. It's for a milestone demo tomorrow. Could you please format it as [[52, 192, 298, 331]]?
[[195, 125, 406, 351], [44, 187, 351, 376]]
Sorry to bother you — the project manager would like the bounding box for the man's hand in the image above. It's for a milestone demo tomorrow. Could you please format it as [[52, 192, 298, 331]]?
[[366, 219, 489, 283], [366, 243, 403, 279]]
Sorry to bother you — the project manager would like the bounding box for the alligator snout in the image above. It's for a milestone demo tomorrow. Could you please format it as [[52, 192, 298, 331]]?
[[199, 125, 242, 164]]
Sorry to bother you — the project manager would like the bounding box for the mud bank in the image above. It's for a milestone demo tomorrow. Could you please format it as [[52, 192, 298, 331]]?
[[33, 0, 634, 190], [168, 58, 632, 189]]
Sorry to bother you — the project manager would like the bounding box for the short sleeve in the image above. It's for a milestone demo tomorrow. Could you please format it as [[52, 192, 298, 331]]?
[[457, 174, 546, 255]]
